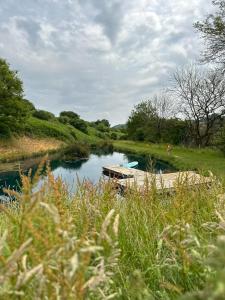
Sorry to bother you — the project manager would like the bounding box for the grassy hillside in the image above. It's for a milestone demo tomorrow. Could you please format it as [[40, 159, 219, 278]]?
[[114, 140, 225, 177], [0, 117, 103, 162], [25, 117, 101, 144]]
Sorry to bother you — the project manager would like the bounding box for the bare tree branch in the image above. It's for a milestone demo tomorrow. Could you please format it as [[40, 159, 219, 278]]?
[[172, 65, 225, 146]]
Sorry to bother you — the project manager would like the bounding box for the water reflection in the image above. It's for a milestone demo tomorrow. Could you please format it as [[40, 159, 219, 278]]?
[[0, 151, 176, 198]]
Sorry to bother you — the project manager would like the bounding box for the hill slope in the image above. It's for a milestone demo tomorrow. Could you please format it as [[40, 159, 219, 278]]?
[[25, 117, 101, 144], [0, 117, 103, 162]]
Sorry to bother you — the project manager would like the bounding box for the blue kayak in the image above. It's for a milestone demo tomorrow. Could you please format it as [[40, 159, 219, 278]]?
[[121, 161, 139, 168]]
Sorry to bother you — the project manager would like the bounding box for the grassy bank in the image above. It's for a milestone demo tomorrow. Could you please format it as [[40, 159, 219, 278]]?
[[0, 137, 64, 163], [0, 165, 225, 299], [0, 117, 102, 163], [114, 141, 225, 178]]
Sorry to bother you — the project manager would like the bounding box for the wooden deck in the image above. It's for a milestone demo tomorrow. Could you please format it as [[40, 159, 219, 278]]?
[[103, 165, 213, 192], [102, 165, 148, 178]]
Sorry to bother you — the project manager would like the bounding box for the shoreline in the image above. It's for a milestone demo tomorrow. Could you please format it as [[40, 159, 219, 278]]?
[[0, 137, 65, 164]]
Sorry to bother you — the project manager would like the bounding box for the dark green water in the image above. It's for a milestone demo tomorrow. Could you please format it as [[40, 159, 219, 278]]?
[[0, 151, 176, 200]]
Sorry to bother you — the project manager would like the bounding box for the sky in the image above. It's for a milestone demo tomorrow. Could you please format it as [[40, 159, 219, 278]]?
[[0, 0, 213, 125]]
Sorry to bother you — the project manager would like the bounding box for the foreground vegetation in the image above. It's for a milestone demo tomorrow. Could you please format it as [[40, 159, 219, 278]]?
[[0, 163, 225, 299]]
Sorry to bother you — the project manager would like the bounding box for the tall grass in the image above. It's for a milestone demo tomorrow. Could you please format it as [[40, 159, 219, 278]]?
[[0, 164, 225, 299]]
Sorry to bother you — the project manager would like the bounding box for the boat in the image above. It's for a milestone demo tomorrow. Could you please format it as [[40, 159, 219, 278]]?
[[120, 161, 139, 169]]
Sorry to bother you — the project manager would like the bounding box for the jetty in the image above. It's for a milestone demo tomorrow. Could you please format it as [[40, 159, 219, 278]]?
[[103, 165, 213, 193]]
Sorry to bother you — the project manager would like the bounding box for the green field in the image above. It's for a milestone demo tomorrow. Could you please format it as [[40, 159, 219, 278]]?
[[114, 141, 225, 177]]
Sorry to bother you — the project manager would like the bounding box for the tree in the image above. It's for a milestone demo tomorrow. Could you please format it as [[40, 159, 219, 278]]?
[[173, 65, 225, 146], [0, 58, 23, 101], [127, 100, 158, 141], [127, 94, 175, 142], [162, 118, 188, 145], [94, 119, 110, 128], [33, 110, 55, 121], [60, 111, 80, 119], [194, 0, 225, 69], [0, 58, 33, 133], [151, 94, 175, 140], [59, 110, 88, 133], [70, 118, 88, 133]]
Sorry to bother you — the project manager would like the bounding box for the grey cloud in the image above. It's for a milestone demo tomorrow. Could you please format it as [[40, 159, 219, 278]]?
[[79, 0, 125, 44], [16, 18, 41, 46], [0, 0, 214, 125]]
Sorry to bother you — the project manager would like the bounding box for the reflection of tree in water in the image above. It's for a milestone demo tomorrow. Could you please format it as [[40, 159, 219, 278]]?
[[56, 158, 88, 171], [0, 157, 90, 197], [124, 153, 176, 173], [124, 153, 150, 171], [91, 148, 114, 157], [0, 151, 176, 200]]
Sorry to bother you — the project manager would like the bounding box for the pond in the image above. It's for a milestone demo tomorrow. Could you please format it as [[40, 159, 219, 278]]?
[[0, 151, 176, 200]]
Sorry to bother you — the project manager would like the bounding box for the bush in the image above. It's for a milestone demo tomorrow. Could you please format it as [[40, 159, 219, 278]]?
[[63, 142, 90, 159], [59, 111, 88, 133], [33, 110, 55, 121], [119, 134, 128, 140], [58, 116, 70, 124], [96, 123, 110, 132], [0, 122, 12, 139], [70, 118, 88, 133], [60, 111, 79, 119], [96, 132, 107, 139], [110, 132, 117, 140]]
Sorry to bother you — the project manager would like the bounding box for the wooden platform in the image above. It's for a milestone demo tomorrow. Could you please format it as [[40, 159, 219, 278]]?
[[102, 165, 148, 178], [103, 165, 213, 192]]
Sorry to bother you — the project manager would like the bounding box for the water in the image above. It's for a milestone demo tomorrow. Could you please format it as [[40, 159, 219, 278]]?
[[0, 151, 176, 199]]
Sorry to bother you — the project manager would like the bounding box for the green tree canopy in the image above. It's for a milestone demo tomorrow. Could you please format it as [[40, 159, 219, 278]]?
[[59, 110, 88, 133], [0, 58, 23, 101], [33, 109, 55, 121], [0, 58, 33, 133], [94, 119, 110, 128], [127, 100, 158, 141], [127, 99, 187, 144], [60, 111, 80, 119]]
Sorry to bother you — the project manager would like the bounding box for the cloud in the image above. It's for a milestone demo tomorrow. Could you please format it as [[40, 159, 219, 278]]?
[[0, 0, 213, 124]]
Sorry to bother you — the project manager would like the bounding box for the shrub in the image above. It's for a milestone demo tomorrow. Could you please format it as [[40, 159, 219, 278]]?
[[60, 111, 79, 119], [119, 134, 128, 140], [0, 122, 12, 139], [70, 118, 88, 133], [63, 142, 90, 159], [96, 123, 110, 133], [214, 125, 225, 154], [110, 132, 117, 140], [58, 115, 70, 124], [59, 111, 88, 133], [33, 110, 55, 121]]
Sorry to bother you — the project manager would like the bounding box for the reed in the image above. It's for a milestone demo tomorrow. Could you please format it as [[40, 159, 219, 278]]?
[[0, 163, 224, 299]]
